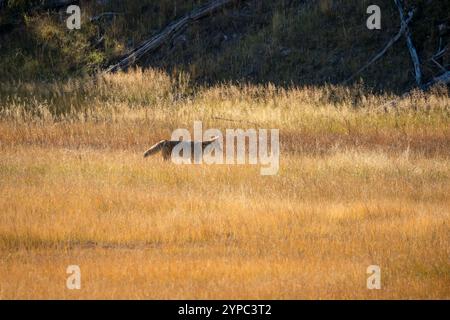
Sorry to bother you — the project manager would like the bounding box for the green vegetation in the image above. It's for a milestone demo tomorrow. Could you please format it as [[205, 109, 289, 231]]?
[[0, 0, 448, 90]]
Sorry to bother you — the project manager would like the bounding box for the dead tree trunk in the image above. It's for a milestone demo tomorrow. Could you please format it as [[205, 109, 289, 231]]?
[[394, 0, 423, 88]]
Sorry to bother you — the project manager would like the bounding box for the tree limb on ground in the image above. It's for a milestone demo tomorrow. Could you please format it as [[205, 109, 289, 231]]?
[[423, 71, 450, 89], [105, 0, 237, 73], [343, 10, 414, 84], [380, 70, 449, 111], [211, 116, 259, 126]]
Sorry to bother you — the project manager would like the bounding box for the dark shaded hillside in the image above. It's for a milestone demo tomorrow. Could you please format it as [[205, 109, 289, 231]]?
[[0, 0, 448, 91]]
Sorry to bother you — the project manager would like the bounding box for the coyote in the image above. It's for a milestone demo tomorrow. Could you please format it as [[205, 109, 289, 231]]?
[[143, 136, 220, 160]]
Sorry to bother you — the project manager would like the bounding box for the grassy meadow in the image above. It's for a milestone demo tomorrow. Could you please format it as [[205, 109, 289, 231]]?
[[0, 69, 449, 299]]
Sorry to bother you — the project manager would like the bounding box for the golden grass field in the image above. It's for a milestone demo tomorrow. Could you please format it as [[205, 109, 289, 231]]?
[[0, 70, 449, 299]]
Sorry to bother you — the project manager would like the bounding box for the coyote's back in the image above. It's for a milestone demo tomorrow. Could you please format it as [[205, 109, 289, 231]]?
[[143, 136, 219, 160]]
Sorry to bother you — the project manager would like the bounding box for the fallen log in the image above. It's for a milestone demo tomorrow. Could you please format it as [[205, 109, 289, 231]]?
[[211, 116, 259, 126], [380, 70, 449, 111], [344, 10, 414, 84], [423, 71, 450, 89], [105, 0, 237, 73]]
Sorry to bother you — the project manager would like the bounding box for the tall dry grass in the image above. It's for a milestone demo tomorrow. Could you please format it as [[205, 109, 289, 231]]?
[[0, 69, 449, 299]]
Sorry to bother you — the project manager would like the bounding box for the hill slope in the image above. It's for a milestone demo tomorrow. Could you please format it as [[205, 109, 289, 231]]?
[[0, 0, 448, 91]]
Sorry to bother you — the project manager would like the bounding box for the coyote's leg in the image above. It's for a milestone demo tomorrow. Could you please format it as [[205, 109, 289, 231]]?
[[162, 147, 172, 160]]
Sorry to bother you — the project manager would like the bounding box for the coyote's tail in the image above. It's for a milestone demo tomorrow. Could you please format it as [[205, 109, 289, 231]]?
[[143, 140, 165, 158]]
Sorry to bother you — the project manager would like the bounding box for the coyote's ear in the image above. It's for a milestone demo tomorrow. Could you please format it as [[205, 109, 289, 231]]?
[[143, 140, 165, 158]]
